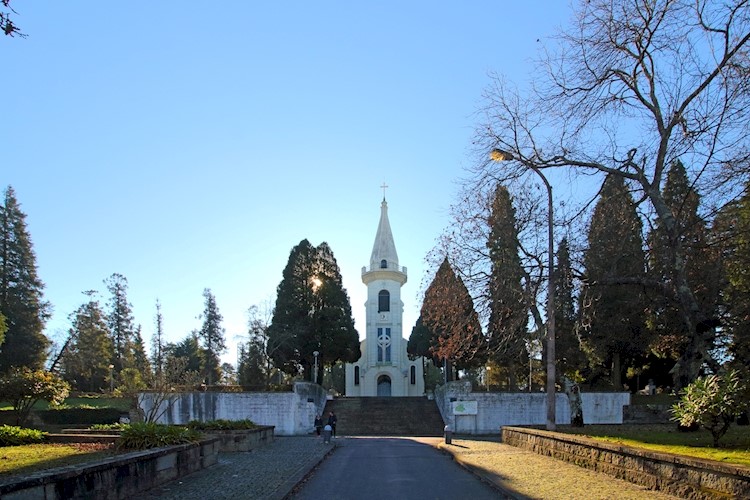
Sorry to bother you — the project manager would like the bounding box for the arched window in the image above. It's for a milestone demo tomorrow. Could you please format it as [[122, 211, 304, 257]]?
[[378, 290, 390, 312], [354, 366, 360, 385], [380, 259, 388, 268]]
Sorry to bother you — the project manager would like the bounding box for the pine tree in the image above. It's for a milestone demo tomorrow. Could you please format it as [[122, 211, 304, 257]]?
[[487, 184, 529, 389], [60, 291, 113, 392], [0, 186, 51, 372], [104, 273, 135, 376], [579, 175, 650, 389], [420, 257, 484, 381], [197, 288, 226, 385], [267, 239, 360, 382]]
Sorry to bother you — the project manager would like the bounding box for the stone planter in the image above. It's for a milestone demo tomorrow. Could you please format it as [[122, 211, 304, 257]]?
[[0, 438, 219, 500]]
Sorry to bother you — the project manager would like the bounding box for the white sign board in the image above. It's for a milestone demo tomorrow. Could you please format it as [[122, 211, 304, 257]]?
[[452, 400, 478, 415]]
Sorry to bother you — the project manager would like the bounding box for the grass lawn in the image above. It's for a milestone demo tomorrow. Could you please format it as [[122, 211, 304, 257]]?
[[560, 424, 750, 467], [0, 443, 116, 478]]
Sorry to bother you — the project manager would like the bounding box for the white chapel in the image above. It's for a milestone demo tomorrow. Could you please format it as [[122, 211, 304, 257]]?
[[345, 197, 425, 397]]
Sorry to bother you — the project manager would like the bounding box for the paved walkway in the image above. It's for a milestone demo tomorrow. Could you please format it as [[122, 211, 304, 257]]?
[[140, 435, 680, 499]]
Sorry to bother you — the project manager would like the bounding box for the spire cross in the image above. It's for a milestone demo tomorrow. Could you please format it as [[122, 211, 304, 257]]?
[[380, 182, 389, 199]]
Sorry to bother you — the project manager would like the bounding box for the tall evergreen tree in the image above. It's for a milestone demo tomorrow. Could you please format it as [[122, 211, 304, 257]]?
[[553, 238, 584, 381], [312, 242, 360, 384], [60, 291, 113, 392], [164, 333, 204, 380], [487, 184, 529, 389], [718, 185, 750, 375], [197, 288, 226, 385], [420, 257, 485, 381], [648, 160, 722, 387], [267, 239, 360, 382], [104, 273, 135, 375], [151, 299, 165, 378], [0, 186, 50, 372], [579, 175, 650, 389], [129, 325, 152, 385]]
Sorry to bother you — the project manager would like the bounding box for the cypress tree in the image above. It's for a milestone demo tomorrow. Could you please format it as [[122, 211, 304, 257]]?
[[0, 186, 50, 372], [648, 160, 721, 386], [579, 175, 650, 389], [268, 239, 360, 382], [487, 184, 528, 389], [420, 257, 484, 381], [553, 238, 585, 381]]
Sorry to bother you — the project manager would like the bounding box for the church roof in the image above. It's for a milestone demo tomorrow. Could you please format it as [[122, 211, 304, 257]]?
[[370, 198, 399, 269]]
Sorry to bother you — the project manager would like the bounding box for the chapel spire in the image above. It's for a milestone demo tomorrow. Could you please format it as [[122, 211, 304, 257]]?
[[370, 197, 399, 270]]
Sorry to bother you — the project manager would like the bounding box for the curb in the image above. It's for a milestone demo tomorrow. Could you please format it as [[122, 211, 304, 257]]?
[[269, 441, 338, 500], [434, 442, 528, 500]]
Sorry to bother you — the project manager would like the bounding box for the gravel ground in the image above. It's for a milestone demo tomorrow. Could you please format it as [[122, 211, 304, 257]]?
[[428, 437, 681, 500]]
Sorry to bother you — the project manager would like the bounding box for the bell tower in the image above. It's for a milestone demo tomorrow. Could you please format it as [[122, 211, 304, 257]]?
[[345, 195, 424, 397]]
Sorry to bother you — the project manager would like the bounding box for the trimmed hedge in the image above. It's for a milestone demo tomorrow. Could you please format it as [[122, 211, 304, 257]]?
[[38, 407, 123, 425], [0, 425, 48, 446]]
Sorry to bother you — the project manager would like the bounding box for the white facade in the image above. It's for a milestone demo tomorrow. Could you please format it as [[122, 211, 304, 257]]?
[[345, 198, 425, 397]]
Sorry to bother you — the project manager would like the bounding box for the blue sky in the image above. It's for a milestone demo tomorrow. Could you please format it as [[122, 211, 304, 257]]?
[[3, 2, 572, 365]]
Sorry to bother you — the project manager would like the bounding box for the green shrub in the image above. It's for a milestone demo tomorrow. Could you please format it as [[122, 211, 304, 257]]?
[[0, 368, 70, 426], [117, 423, 202, 451], [671, 370, 749, 447], [39, 407, 122, 425], [186, 419, 257, 431], [0, 425, 48, 446], [90, 422, 130, 431]]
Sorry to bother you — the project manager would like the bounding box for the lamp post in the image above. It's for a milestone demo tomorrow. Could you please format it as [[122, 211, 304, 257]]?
[[313, 351, 320, 384], [108, 364, 115, 393], [491, 148, 556, 431], [486, 366, 491, 392]]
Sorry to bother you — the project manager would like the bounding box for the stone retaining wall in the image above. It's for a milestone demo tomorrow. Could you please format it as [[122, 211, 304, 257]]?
[[501, 426, 750, 499], [0, 439, 219, 500], [203, 425, 274, 452]]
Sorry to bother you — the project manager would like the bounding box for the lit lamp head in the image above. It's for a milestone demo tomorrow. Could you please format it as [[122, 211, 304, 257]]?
[[490, 148, 515, 162]]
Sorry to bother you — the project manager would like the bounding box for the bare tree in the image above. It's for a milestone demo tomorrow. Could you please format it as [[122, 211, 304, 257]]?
[[474, 0, 750, 389]]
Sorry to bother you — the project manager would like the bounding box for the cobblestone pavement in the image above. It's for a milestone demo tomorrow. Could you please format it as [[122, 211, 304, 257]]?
[[140, 436, 334, 500]]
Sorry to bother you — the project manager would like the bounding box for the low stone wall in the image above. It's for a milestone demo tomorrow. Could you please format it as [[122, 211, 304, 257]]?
[[51, 425, 275, 452], [203, 425, 275, 452], [501, 426, 750, 500], [0, 438, 219, 500], [435, 381, 630, 433]]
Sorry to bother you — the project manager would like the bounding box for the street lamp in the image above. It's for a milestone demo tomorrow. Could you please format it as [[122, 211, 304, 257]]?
[[108, 364, 115, 393], [491, 148, 556, 431], [486, 366, 491, 392], [313, 351, 320, 384]]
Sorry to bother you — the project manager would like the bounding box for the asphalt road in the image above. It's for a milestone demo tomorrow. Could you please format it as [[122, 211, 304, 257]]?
[[290, 437, 504, 500]]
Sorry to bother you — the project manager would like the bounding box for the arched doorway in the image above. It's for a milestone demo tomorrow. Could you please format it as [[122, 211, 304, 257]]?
[[377, 375, 392, 396]]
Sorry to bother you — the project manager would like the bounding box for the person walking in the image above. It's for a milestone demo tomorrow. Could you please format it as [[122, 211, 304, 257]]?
[[314, 414, 323, 436], [327, 411, 337, 438]]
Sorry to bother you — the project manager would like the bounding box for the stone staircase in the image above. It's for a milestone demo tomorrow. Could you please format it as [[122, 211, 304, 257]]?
[[322, 397, 445, 437]]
